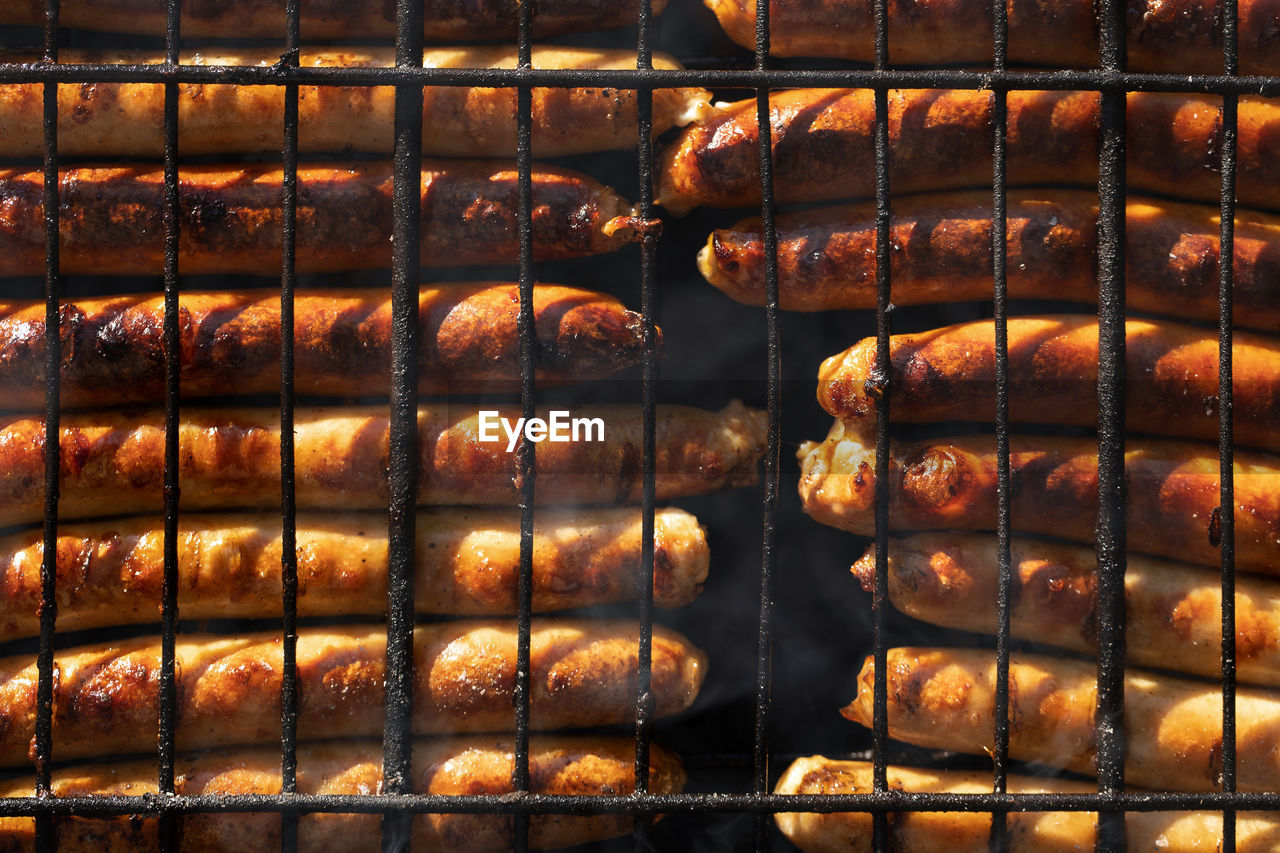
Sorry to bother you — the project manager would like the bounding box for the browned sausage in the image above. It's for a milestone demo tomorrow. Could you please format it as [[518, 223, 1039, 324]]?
[[0, 161, 636, 276], [0, 283, 658, 409], [857, 533, 1280, 687], [0, 735, 685, 852], [698, 189, 1280, 326], [0, 620, 705, 767], [0, 507, 708, 639], [798, 419, 1280, 573], [775, 757, 1280, 853], [706, 0, 1280, 75], [818, 316, 1280, 453], [0, 48, 710, 158], [844, 647, 1280, 792], [0, 401, 767, 525], [0, 0, 669, 40], [657, 89, 1280, 214]]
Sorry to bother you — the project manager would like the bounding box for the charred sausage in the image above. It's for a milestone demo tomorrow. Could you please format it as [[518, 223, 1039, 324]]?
[[0, 161, 636, 276], [698, 190, 1280, 326]]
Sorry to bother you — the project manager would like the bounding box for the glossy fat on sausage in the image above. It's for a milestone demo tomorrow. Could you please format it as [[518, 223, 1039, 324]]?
[[0, 735, 685, 852], [0, 283, 657, 409], [775, 757, 1280, 853], [0, 402, 767, 526], [706, 0, 1280, 75], [0, 161, 636, 277], [857, 533, 1280, 687], [0, 48, 711, 158], [0, 0, 668, 40], [698, 190, 1280, 326], [844, 647, 1280, 792], [818, 316, 1280, 453], [658, 89, 1280, 214], [0, 507, 709, 639], [0, 621, 705, 767], [797, 419, 1280, 574]]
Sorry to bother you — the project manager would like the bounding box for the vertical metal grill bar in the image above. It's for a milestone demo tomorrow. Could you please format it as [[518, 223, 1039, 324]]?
[[33, 4, 60, 851], [383, 0, 424, 849], [278, 2, 303, 850]]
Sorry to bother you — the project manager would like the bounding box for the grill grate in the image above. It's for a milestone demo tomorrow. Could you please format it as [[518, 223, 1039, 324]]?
[[2, 0, 1276, 850]]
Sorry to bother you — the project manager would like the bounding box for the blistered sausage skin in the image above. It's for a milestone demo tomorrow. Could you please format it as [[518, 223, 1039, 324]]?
[[698, 190, 1280, 326], [0, 283, 657, 409], [818, 316, 1280, 453], [0, 402, 766, 526], [0, 161, 636, 277], [775, 757, 1280, 853], [658, 89, 1280, 214], [0, 48, 711, 158], [0, 621, 705, 767], [706, 0, 1280, 75], [1, 0, 669, 40], [845, 647, 1280, 792], [857, 533, 1280, 687], [0, 507, 708, 639], [0, 736, 685, 852], [797, 419, 1280, 574]]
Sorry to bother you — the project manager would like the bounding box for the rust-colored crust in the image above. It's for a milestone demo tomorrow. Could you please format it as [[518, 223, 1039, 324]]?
[[0, 507, 708, 639], [817, 315, 1280, 452], [705, 0, 1280, 74], [0, 47, 706, 158], [659, 90, 1280, 214], [0, 401, 765, 525], [0, 161, 634, 276], [698, 189, 1280, 327], [797, 419, 1280, 574], [0, 735, 685, 852], [1, 0, 670, 40], [0, 621, 705, 767], [844, 647, 1280, 793], [857, 533, 1280, 687], [0, 283, 659, 408]]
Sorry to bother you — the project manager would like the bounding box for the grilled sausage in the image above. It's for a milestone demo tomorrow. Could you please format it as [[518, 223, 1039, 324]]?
[[657, 89, 1280, 214], [0, 283, 658, 409], [0, 161, 636, 277], [705, 0, 1280, 74], [698, 190, 1280, 326], [0, 401, 767, 526], [0, 620, 705, 767], [797, 419, 1280, 574], [844, 647, 1280, 792], [1, 0, 668, 40], [775, 757, 1280, 853], [0, 48, 711, 158], [818, 316, 1280, 453], [0, 507, 708, 639], [856, 533, 1280, 687], [0, 735, 685, 852]]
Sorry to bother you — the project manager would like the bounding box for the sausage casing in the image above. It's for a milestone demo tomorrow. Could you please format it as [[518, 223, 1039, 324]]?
[[0, 507, 708, 639], [658, 89, 1280, 214], [0, 735, 685, 852], [775, 757, 1280, 853], [698, 190, 1280, 327], [0, 48, 710, 158], [798, 419, 1280, 574], [0, 161, 635, 276], [0, 402, 766, 525], [858, 533, 1280, 687], [0, 621, 705, 766], [0, 283, 656, 409], [818, 316, 1280, 453], [844, 647, 1280, 792]]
